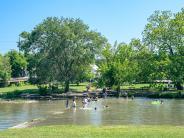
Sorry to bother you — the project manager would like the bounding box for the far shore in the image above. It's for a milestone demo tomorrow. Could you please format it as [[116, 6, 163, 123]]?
[[0, 83, 184, 100]]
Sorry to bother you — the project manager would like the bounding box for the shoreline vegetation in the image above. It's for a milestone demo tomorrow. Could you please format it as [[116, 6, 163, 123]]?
[[1, 125, 184, 138], [0, 83, 183, 100]]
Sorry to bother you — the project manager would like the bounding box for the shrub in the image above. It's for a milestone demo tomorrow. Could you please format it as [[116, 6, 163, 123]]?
[[37, 85, 49, 96]]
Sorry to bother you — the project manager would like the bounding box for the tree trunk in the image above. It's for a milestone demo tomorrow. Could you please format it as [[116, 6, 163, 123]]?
[[175, 82, 183, 90], [116, 85, 121, 97], [64, 80, 70, 93]]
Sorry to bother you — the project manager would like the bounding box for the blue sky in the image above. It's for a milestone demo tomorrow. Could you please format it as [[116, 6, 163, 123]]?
[[0, 0, 183, 54]]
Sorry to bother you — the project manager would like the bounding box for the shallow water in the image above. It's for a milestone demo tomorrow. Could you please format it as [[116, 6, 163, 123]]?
[[0, 98, 184, 130]]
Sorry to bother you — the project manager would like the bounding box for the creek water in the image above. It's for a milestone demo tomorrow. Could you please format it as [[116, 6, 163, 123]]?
[[0, 98, 184, 131]]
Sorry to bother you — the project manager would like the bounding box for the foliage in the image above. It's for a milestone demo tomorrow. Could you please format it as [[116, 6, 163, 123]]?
[[26, 54, 38, 84], [0, 55, 12, 87], [129, 38, 153, 82], [5, 50, 27, 78], [143, 9, 184, 90], [18, 17, 107, 92], [75, 65, 95, 84], [1, 8, 183, 92], [98, 42, 139, 89], [148, 92, 184, 99]]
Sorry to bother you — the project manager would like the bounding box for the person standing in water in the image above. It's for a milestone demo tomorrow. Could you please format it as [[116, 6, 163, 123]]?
[[66, 98, 69, 108], [72, 98, 76, 108], [82, 97, 88, 108], [102, 87, 107, 98]]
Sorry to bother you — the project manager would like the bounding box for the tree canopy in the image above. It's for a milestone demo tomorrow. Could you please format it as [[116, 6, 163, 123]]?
[[98, 41, 140, 90], [143, 9, 184, 90], [18, 17, 107, 92], [0, 55, 11, 86], [5, 50, 27, 78], [0, 8, 183, 91]]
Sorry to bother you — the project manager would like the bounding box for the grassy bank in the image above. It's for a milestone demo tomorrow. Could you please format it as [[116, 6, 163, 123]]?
[[0, 125, 184, 138], [0, 83, 93, 99], [0, 83, 183, 99], [0, 85, 38, 94], [0, 83, 93, 94]]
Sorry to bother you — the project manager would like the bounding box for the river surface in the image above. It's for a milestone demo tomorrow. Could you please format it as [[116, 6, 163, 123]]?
[[0, 98, 184, 131]]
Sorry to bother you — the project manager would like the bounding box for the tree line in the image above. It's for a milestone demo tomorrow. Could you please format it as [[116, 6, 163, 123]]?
[[0, 8, 184, 91]]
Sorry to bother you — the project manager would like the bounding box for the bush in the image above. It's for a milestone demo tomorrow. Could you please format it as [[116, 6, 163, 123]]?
[[148, 92, 184, 99], [0, 81, 9, 87], [0, 90, 22, 99], [50, 84, 60, 94], [147, 93, 160, 98], [159, 93, 177, 98], [29, 77, 39, 84], [37, 85, 49, 96], [17, 82, 25, 87]]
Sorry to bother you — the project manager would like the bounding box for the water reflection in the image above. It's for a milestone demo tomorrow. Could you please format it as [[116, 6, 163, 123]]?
[[0, 98, 184, 130]]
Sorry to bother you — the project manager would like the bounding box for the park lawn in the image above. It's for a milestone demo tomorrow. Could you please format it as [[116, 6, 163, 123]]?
[[69, 82, 96, 92], [121, 83, 150, 89], [0, 83, 95, 94], [0, 85, 38, 94], [0, 125, 184, 138]]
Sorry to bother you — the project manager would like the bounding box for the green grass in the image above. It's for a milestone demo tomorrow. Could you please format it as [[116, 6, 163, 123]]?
[[0, 125, 184, 138], [0, 85, 38, 94], [0, 83, 94, 95], [69, 82, 96, 92], [121, 83, 150, 89]]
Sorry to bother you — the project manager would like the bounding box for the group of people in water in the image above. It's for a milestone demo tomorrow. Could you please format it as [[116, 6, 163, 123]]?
[[65, 98, 76, 108], [65, 85, 164, 109], [65, 95, 100, 110]]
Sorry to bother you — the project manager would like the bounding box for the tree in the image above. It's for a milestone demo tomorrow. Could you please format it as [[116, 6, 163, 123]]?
[[18, 17, 107, 92], [98, 42, 139, 91], [143, 9, 184, 90], [75, 65, 95, 84], [129, 38, 153, 83], [0, 55, 12, 86], [5, 50, 27, 78]]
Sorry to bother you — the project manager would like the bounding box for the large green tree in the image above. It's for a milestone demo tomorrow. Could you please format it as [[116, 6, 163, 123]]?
[[143, 9, 184, 90], [129, 38, 153, 82], [18, 17, 107, 92], [98, 42, 139, 90], [5, 50, 27, 78]]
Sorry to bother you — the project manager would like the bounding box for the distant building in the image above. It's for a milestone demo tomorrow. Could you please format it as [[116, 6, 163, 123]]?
[[0, 77, 29, 86], [91, 64, 98, 75], [154, 80, 172, 84]]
